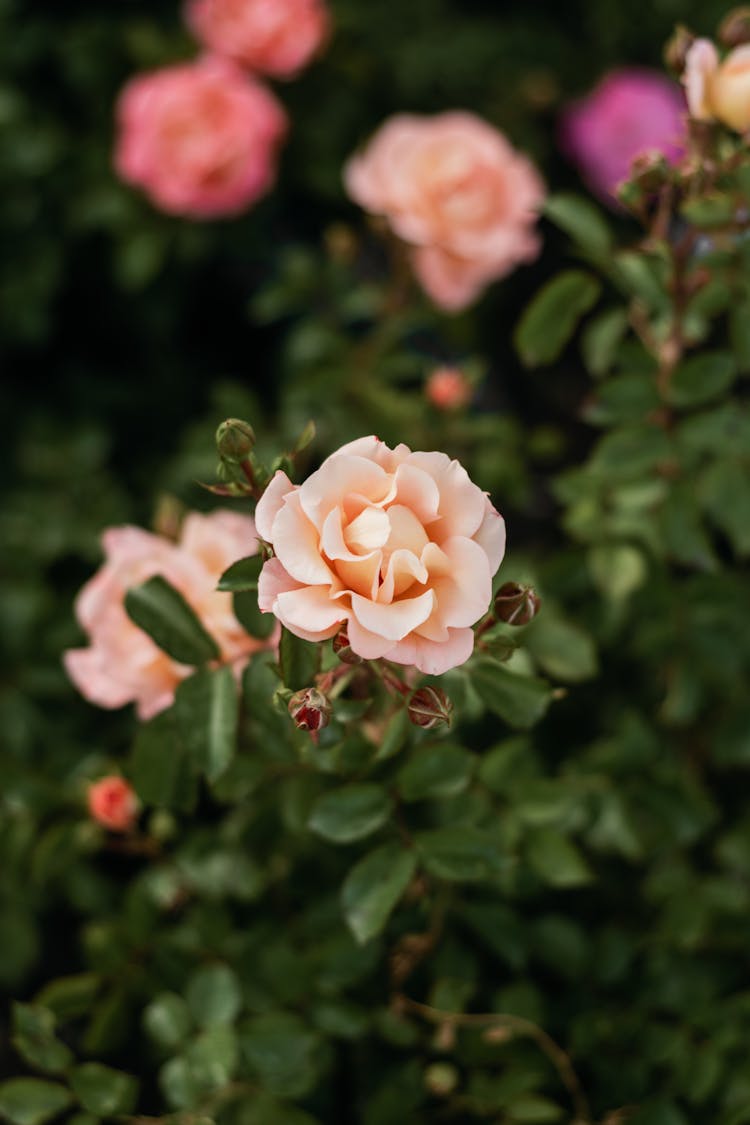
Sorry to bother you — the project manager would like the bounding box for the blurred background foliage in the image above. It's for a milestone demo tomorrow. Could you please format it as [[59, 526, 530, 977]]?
[[3, 0, 750, 1122]]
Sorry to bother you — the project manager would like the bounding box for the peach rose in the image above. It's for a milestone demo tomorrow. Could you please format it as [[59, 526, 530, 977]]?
[[186, 0, 330, 79], [426, 366, 471, 411], [65, 511, 268, 720], [684, 39, 750, 132], [344, 112, 544, 311], [88, 777, 139, 832], [114, 55, 287, 218], [256, 436, 505, 675]]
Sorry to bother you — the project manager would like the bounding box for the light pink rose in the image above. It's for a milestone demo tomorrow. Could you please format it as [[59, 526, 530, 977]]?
[[425, 366, 471, 411], [88, 777, 139, 832], [186, 0, 330, 79], [256, 436, 506, 676], [560, 69, 686, 202], [344, 113, 544, 312], [114, 55, 287, 219], [65, 511, 269, 720], [684, 39, 750, 132]]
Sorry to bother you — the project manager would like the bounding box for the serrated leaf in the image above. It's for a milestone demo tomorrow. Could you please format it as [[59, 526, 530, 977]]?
[[308, 784, 392, 844], [471, 658, 553, 729], [125, 575, 219, 665], [515, 270, 601, 368], [175, 665, 238, 782], [341, 843, 417, 944]]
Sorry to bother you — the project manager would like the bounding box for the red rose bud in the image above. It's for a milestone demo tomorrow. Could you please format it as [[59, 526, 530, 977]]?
[[288, 687, 332, 732], [408, 686, 453, 730], [332, 624, 362, 664], [216, 418, 256, 463], [493, 582, 541, 626]]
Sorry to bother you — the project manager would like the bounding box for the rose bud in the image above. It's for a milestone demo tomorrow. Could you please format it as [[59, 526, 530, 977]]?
[[407, 686, 453, 730], [88, 777, 139, 833], [719, 7, 750, 48], [493, 582, 541, 626], [216, 418, 256, 463], [425, 366, 471, 411], [332, 624, 362, 664], [664, 24, 695, 75], [288, 687, 332, 732]]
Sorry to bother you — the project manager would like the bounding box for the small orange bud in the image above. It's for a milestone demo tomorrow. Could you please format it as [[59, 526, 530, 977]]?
[[88, 777, 139, 833], [425, 366, 471, 411]]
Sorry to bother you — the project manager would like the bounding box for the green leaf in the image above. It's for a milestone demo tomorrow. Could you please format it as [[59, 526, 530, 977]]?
[[701, 459, 750, 555], [143, 992, 192, 1049], [308, 784, 392, 844], [11, 1003, 73, 1075], [186, 964, 242, 1028], [506, 1094, 564, 1122], [0, 1079, 72, 1125], [581, 307, 629, 378], [131, 709, 197, 811], [217, 554, 263, 592], [543, 194, 612, 260], [279, 627, 321, 691], [175, 665, 238, 782], [69, 1064, 137, 1116], [660, 484, 717, 570], [523, 616, 598, 683], [397, 743, 474, 801], [241, 1013, 320, 1099], [341, 843, 417, 944], [730, 298, 750, 372], [415, 827, 507, 882], [526, 828, 593, 887], [124, 575, 220, 665], [666, 351, 736, 408], [515, 270, 601, 368], [34, 975, 100, 1021], [681, 193, 736, 228], [588, 543, 647, 601], [471, 658, 553, 729], [186, 1025, 238, 1091], [233, 589, 277, 639], [590, 424, 672, 478]]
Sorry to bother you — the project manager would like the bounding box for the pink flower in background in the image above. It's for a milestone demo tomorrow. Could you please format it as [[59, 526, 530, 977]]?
[[344, 113, 544, 312], [186, 0, 330, 79], [88, 777, 139, 832], [256, 436, 505, 675], [426, 366, 471, 410], [65, 511, 268, 720], [560, 69, 686, 201], [114, 55, 287, 218]]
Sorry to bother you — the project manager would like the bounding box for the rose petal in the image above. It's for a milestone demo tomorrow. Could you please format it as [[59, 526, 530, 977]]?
[[378, 548, 428, 603], [299, 455, 394, 529], [393, 462, 441, 524], [474, 500, 506, 573], [258, 557, 303, 612], [255, 470, 294, 541], [388, 626, 475, 675], [275, 586, 347, 635], [273, 492, 332, 585], [405, 451, 486, 539], [351, 588, 434, 641], [346, 614, 396, 661], [428, 536, 492, 628]]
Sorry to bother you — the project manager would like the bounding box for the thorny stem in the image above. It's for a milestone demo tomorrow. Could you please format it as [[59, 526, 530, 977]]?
[[395, 995, 593, 1125]]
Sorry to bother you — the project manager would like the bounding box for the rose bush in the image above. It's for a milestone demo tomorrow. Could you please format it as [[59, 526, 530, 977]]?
[[65, 511, 267, 718], [345, 112, 544, 310], [114, 55, 287, 218], [256, 435, 505, 673], [186, 0, 330, 78]]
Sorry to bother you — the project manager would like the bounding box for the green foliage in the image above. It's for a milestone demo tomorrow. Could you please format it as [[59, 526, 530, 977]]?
[[125, 575, 221, 665]]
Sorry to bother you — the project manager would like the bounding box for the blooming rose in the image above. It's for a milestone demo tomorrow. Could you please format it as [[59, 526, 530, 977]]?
[[560, 69, 686, 201], [88, 777, 139, 833], [256, 436, 505, 675], [186, 0, 330, 79], [114, 55, 287, 218], [65, 511, 268, 720], [344, 113, 544, 311], [426, 366, 471, 411], [684, 39, 750, 132]]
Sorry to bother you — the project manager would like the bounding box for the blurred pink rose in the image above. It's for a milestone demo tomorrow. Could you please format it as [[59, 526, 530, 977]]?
[[88, 777, 139, 832], [683, 39, 750, 132], [65, 511, 269, 720], [344, 113, 544, 311], [186, 0, 330, 79], [561, 69, 686, 201], [256, 436, 505, 675], [114, 55, 287, 218], [426, 366, 471, 410]]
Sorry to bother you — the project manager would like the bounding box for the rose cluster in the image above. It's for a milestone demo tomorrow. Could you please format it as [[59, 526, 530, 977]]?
[[115, 0, 330, 218]]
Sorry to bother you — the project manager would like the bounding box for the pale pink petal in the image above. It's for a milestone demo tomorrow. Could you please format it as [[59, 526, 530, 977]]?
[[275, 586, 347, 634], [257, 557, 303, 612], [405, 451, 486, 539], [64, 649, 134, 711], [299, 455, 394, 529], [335, 552, 382, 599], [344, 506, 391, 553], [385, 504, 429, 557], [683, 39, 719, 120], [378, 549, 428, 603], [388, 626, 475, 675], [180, 510, 258, 576], [351, 588, 434, 641], [393, 463, 441, 524], [474, 500, 506, 574], [346, 614, 396, 661], [428, 536, 492, 628], [255, 470, 295, 541], [273, 492, 332, 585]]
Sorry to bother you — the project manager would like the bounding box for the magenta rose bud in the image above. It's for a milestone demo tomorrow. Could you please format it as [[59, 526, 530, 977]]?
[[407, 686, 453, 730], [288, 687, 332, 732], [344, 113, 544, 312], [493, 582, 541, 626], [88, 777, 139, 833], [114, 55, 287, 219], [560, 69, 686, 203]]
